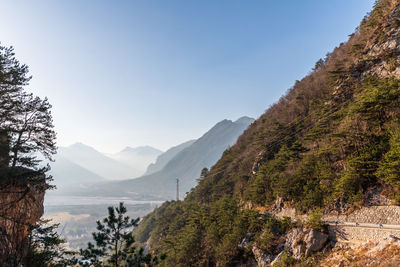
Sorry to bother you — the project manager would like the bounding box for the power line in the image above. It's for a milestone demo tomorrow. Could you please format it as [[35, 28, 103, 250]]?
[[208, 105, 342, 178]]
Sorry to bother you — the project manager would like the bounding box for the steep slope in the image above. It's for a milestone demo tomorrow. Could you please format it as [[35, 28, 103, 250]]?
[[0, 174, 47, 264], [135, 1, 400, 266], [58, 142, 139, 180], [82, 117, 254, 199], [144, 140, 196, 175], [108, 146, 162, 176]]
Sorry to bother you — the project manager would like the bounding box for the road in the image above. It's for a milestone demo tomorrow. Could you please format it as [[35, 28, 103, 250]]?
[[325, 221, 400, 231]]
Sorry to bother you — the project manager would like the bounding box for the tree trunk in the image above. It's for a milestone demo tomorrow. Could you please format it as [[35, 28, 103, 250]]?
[[11, 131, 23, 169], [115, 233, 119, 267]]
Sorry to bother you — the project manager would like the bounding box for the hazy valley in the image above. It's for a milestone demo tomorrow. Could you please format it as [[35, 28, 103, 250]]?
[[44, 117, 254, 249], [4, 1, 400, 266]]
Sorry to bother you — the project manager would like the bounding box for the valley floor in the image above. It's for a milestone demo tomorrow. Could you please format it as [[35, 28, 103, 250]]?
[[44, 195, 162, 249]]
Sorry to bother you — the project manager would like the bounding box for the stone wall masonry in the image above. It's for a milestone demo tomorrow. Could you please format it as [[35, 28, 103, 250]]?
[[328, 225, 400, 243], [273, 205, 400, 225], [325, 205, 400, 244], [272, 204, 400, 244], [323, 205, 400, 225]]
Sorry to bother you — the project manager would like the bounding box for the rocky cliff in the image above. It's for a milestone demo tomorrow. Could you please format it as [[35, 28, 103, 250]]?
[[0, 178, 47, 263]]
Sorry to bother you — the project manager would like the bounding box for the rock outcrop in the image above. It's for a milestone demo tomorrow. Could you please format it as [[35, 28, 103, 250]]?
[[0, 179, 47, 263], [248, 226, 328, 266], [284, 227, 328, 259], [251, 247, 275, 267], [361, 3, 400, 79]]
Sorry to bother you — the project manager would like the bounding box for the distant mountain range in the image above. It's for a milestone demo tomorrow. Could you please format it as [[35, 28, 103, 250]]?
[[49, 143, 162, 195], [75, 116, 254, 199], [57, 143, 135, 180], [144, 140, 196, 175], [49, 155, 106, 191], [107, 146, 163, 176]]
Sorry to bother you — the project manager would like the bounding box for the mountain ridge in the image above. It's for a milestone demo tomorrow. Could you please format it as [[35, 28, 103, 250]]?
[[145, 140, 196, 175], [119, 146, 163, 156], [74, 117, 254, 199], [58, 143, 139, 180], [134, 1, 400, 265]]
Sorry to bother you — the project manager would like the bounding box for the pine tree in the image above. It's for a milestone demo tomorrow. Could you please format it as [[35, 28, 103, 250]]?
[[8, 220, 78, 267], [8, 93, 56, 170], [0, 45, 56, 178], [80, 202, 159, 267], [0, 45, 31, 128], [0, 45, 31, 171]]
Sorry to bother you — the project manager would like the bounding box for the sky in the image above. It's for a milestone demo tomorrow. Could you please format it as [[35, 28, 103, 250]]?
[[0, 0, 375, 153]]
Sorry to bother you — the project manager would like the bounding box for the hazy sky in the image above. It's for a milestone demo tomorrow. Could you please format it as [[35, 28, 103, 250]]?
[[0, 1, 374, 152]]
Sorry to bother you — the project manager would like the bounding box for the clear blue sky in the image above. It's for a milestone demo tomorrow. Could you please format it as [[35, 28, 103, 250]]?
[[0, 0, 374, 152]]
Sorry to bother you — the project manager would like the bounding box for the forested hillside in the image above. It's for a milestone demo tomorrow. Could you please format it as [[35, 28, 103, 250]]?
[[135, 1, 400, 265], [79, 117, 254, 200]]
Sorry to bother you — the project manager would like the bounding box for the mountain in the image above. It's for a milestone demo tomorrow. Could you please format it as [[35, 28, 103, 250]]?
[[80, 117, 254, 199], [58, 142, 139, 180], [134, 1, 400, 266], [234, 116, 255, 125], [45, 144, 162, 196], [49, 155, 105, 193], [144, 140, 196, 175], [143, 119, 253, 176], [120, 146, 162, 156], [108, 146, 162, 176]]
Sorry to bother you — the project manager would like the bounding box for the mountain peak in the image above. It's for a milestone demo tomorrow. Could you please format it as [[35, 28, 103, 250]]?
[[234, 116, 255, 125], [68, 142, 98, 152], [120, 146, 163, 155], [70, 142, 87, 147]]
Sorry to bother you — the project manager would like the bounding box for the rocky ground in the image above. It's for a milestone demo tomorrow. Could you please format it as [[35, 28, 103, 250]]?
[[322, 237, 400, 267]]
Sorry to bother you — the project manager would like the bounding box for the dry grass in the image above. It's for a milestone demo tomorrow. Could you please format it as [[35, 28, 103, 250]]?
[[321, 242, 400, 267]]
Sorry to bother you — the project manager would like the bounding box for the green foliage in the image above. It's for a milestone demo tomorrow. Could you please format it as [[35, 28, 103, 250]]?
[[244, 166, 273, 205], [305, 109, 345, 142], [280, 216, 296, 232], [79, 202, 157, 267], [1, 220, 77, 267], [133, 201, 173, 244], [255, 216, 294, 254], [195, 167, 209, 184], [376, 121, 400, 189], [298, 252, 324, 267], [131, 3, 400, 265], [23, 220, 77, 267], [293, 154, 330, 211], [152, 74, 400, 265], [0, 45, 56, 179], [273, 251, 296, 267], [306, 208, 325, 232], [256, 229, 275, 254], [335, 138, 386, 202], [244, 142, 308, 206], [364, 0, 389, 29], [351, 77, 400, 123], [139, 196, 298, 266]]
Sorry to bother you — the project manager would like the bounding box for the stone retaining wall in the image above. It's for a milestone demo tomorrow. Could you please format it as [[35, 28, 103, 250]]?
[[274, 205, 400, 225], [273, 205, 400, 244], [328, 225, 400, 243], [323, 206, 400, 225]]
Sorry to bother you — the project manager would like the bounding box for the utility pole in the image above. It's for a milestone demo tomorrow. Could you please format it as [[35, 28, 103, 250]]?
[[176, 178, 179, 201]]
